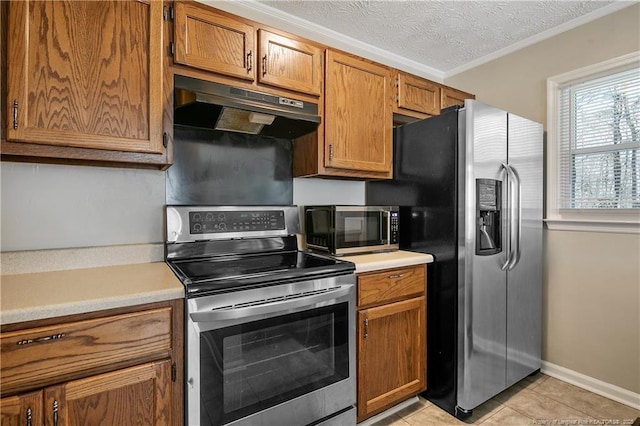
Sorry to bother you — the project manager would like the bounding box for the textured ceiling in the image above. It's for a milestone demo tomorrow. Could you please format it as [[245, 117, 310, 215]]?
[[254, 0, 619, 75]]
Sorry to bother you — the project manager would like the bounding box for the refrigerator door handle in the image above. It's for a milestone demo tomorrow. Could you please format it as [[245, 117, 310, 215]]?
[[508, 165, 522, 270], [500, 163, 512, 271]]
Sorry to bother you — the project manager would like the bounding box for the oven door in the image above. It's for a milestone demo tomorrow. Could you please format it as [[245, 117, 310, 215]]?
[[186, 276, 356, 426]]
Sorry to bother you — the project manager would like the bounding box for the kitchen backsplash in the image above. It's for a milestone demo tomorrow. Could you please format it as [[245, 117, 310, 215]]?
[[1, 162, 365, 253]]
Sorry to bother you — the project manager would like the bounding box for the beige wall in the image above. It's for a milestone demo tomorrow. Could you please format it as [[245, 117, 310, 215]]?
[[446, 4, 640, 394]]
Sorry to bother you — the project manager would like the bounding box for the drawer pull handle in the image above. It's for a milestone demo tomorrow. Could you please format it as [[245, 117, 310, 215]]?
[[17, 333, 66, 346], [13, 100, 18, 129], [26, 407, 32, 426], [247, 50, 253, 72], [364, 318, 369, 339], [389, 274, 404, 279]]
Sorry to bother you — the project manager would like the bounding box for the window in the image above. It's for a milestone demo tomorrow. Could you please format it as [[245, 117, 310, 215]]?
[[547, 53, 640, 233]]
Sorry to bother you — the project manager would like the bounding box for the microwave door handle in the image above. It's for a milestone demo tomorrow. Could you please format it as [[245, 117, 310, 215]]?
[[382, 210, 390, 243], [189, 285, 352, 323]]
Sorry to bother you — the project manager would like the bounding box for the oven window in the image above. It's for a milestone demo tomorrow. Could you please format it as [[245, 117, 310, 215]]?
[[335, 211, 385, 248], [199, 302, 350, 425]]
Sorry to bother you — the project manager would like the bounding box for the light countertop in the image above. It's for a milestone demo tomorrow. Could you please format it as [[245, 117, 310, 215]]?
[[340, 250, 433, 273], [0, 262, 184, 326], [0, 251, 433, 326]]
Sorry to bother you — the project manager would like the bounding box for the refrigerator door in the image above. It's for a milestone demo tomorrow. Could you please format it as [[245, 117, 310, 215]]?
[[366, 109, 461, 414], [505, 113, 543, 386], [457, 101, 509, 412]]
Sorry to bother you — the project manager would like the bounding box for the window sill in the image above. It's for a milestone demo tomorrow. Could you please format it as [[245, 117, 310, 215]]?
[[544, 219, 640, 234]]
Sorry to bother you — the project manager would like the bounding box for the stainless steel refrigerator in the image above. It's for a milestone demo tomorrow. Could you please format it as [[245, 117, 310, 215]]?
[[366, 100, 543, 419]]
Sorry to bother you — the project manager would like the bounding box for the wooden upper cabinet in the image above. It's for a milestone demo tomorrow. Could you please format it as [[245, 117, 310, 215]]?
[[5, 0, 164, 155], [395, 71, 441, 116], [325, 50, 393, 176], [441, 86, 474, 109], [258, 30, 323, 96], [173, 2, 255, 82]]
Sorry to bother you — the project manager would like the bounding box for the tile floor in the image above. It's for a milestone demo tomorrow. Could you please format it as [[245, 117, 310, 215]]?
[[370, 374, 640, 426]]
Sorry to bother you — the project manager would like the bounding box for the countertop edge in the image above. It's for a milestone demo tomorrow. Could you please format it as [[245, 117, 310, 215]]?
[[340, 251, 434, 273], [0, 288, 185, 326]]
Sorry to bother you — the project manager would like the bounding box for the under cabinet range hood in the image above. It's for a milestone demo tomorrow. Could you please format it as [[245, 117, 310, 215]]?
[[174, 75, 321, 139]]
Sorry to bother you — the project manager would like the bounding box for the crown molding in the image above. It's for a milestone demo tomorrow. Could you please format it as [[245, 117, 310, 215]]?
[[196, 0, 445, 82], [197, 0, 635, 83], [443, 1, 638, 79]]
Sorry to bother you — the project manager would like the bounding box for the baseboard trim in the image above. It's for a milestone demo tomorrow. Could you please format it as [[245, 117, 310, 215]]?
[[541, 361, 640, 410]]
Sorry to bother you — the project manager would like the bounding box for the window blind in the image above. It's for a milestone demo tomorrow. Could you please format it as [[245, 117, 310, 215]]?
[[557, 67, 640, 209]]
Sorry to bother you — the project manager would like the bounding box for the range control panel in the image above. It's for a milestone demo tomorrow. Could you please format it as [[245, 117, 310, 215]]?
[[189, 210, 285, 234]]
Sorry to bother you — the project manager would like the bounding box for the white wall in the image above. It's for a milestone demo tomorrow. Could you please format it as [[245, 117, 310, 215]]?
[[1, 162, 166, 251], [446, 4, 640, 394], [0, 163, 365, 252], [293, 178, 365, 206]]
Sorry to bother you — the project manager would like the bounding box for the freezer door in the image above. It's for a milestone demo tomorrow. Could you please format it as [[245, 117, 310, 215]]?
[[457, 101, 509, 412], [505, 113, 543, 386]]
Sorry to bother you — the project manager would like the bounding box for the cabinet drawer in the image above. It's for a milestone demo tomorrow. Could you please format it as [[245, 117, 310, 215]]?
[[0, 307, 172, 395], [357, 264, 426, 307]]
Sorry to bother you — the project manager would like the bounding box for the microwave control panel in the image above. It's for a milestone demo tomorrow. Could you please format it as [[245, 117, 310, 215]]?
[[390, 211, 399, 243]]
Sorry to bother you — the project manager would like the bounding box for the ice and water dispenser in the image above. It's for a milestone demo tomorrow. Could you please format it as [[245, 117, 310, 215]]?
[[476, 179, 502, 255]]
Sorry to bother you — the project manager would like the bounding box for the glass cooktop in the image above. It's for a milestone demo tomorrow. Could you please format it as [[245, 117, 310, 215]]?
[[168, 251, 354, 297]]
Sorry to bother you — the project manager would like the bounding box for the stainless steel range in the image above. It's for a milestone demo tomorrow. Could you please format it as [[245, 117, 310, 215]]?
[[165, 206, 357, 426]]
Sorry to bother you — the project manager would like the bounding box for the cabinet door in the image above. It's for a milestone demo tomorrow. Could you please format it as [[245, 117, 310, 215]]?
[[357, 296, 426, 421], [325, 50, 393, 175], [0, 391, 43, 426], [6, 0, 164, 154], [396, 72, 441, 116], [173, 2, 254, 81], [258, 30, 323, 96], [441, 86, 474, 109], [44, 360, 171, 426]]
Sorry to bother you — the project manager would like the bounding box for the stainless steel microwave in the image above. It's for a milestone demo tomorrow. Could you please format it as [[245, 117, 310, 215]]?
[[304, 205, 399, 256]]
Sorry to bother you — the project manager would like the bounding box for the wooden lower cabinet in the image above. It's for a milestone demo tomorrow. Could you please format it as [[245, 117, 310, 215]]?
[[43, 360, 171, 426], [1, 361, 171, 426], [0, 390, 43, 426], [356, 265, 427, 422], [0, 300, 183, 426]]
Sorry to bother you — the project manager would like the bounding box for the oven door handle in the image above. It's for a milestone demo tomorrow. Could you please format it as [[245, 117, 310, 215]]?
[[189, 285, 353, 323]]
